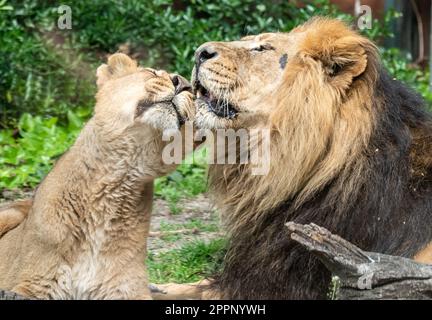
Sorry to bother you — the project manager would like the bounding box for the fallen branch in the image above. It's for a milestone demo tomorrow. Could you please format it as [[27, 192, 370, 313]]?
[[286, 222, 432, 300]]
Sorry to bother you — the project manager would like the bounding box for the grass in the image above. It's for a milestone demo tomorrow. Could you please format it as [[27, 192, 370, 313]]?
[[147, 209, 223, 283], [147, 238, 226, 284], [328, 276, 341, 300]]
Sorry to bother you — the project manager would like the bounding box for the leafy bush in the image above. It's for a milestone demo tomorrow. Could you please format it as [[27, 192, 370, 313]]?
[[381, 48, 432, 103], [0, 109, 89, 189], [68, 0, 346, 76], [0, 0, 95, 128]]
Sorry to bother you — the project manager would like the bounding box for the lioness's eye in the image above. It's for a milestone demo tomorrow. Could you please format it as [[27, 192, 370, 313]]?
[[250, 44, 275, 52], [135, 99, 153, 118]]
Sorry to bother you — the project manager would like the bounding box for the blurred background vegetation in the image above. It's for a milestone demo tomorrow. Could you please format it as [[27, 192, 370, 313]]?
[[0, 0, 431, 283]]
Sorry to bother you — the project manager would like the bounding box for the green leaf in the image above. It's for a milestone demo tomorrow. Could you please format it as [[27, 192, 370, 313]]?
[[67, 110, 83, 130], [18, 113, 35, 133]]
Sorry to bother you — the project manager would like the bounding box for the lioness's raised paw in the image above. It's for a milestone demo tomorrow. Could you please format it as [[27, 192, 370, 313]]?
[[140, 71, 193, 131]]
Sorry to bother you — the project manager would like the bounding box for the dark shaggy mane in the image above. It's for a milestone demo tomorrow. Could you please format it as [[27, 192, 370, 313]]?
[[213, 68, 432, 299]]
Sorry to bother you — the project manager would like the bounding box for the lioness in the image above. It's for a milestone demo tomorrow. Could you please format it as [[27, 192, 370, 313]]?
[[0, 53, 193, 299]]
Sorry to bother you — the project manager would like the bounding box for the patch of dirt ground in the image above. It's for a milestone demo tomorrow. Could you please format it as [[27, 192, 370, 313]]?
[[149, 194, 222, 254]]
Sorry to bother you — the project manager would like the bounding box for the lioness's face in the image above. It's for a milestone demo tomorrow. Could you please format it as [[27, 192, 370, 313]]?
[[95, 54, 193, 133], [192, 31, 304, 129]]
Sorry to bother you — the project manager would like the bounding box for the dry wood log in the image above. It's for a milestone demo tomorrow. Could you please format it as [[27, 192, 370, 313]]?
[[286, 222, 432, 300]]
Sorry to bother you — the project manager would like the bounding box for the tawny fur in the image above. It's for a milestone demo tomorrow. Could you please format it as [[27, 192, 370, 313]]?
[[0, 200, 32, 237], [0, 53, 194, 299]]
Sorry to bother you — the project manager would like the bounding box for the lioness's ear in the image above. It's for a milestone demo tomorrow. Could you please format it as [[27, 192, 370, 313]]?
[[96, 64, 111, 88], [96, 53, 138, 88], [107, 53, 138, 77]]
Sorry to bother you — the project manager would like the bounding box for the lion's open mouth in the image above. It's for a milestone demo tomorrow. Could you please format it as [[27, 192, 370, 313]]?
[[195, 81, 238, 119]]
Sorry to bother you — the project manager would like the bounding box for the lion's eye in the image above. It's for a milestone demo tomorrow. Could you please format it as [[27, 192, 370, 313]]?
[[250, 44, 274, 52]]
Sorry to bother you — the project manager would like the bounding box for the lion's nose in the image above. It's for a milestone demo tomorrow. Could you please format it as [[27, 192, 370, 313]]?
[[171, 74, 192, 94], [195, 44, 218, 65]]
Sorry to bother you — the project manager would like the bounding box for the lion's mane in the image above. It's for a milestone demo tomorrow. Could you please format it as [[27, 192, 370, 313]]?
[[208, 19, 432, 299]]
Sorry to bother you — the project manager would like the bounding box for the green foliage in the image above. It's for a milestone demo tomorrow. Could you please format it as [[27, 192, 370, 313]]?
[[66, 0, 344, 76], [0, 109, 89, 189], [359, 9, 402, 40], [382, 48, 432, 105], [0, 0, 95, 128], [147, 238, 226, 283]]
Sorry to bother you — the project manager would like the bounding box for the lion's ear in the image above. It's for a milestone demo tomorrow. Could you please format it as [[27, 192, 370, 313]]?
[[318, 36, 368, 88], [302, 34, 368, 90], [96, 53, 138, 88]]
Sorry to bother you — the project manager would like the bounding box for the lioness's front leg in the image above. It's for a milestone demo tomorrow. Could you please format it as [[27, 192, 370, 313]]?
[[98, 263, 153, 300]]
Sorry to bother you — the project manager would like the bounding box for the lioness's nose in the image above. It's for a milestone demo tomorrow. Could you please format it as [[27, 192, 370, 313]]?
[[195, 44, 218, 64], [171, 74, 192, 94]]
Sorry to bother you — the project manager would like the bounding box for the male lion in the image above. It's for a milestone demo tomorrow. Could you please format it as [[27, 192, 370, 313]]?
[[0, 53, 193, 299], [188, 17, 432, 299]]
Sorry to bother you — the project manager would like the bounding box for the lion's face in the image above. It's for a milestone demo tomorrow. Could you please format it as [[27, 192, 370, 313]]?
[[192, 31, 305, 129], [95, 53, 194, 134], [192, 18, 372, 132]]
